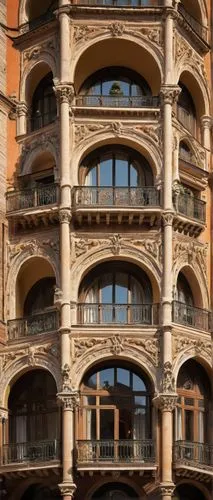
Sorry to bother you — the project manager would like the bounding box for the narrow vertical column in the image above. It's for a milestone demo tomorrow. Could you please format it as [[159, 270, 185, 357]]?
[[201, 115, 212, 170], [58, 392, 79, 500], [16, 102, 28, 136]]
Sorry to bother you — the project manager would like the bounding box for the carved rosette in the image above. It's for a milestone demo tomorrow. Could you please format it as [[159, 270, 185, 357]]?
[[153, 394, 177, 412], [58, 482, 76, 498], [57, 391, 79, 410], [54, 84, 74, 105], [59, 209, 72, 224], [160, 85, 180, 106]]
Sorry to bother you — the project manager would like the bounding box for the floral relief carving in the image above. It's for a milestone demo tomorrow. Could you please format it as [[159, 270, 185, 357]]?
[[173, 239, 208, 278], [20, 132, 59, 169], [73, 337, 159, 366], [109, 22, 125, 37], [173, 337, 211, 361], [1, 343, 59, 370], [7, 238, 59, 264], [162, 362, 175, 392], [23, 39, 56, 63], [175, 35, 208, 83], [74, 123, 161, 148]]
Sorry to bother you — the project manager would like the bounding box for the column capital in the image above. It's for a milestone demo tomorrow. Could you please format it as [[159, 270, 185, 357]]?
[[57, 390, 80, 410], [159, 483, 175, 496], [56, 5, 71, 17], [162, 212, 174, 226], [201, 115, 212, 129], [160, 85, 180, 105], [58, 482, 76, 498], [153, 393, 177, 412], [0, 407, 8, 421], [54, 83, 75, 105], [59, 208, 72, 223]]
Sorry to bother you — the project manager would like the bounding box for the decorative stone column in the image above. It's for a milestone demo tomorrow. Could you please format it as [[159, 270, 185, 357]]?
[[153, 394, 177, 500], [57, 390, 79, 500], [16, 102, 28, 136], [201, 115, 212, 171], [58, 0, 71, 83]]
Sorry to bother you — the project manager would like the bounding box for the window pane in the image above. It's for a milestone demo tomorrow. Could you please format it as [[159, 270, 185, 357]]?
[[134, 396, 146, 407], [100, 158, 112, 186], [198, 411, 204, 443], [117, 368, 130, 388], [130, 165, 138, 187], [99, 368, 114, 389], [84, 373, 97, 389], [86, 409, 96, 439], [115, 274, 128, 303], [100, 410, 114, 439], [185, 410, 194, 441], [133, 374, 146, 391], [86, 167, 97, 186], [176, 407, 182, 440], [115, 157, 128, 186]]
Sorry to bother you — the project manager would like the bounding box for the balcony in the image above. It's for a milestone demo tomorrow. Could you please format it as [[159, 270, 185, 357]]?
[[20, 11, 55, 35], [172, 301, 210, 332], [72, 186, 161, 226], [2, 439, 60, 468], [74, 95, 160, 119], [6, 183, 59, 228], [173, 192, 206, 236], [77, 303, 159, 325], [7, 309, 59, 341], [178, 4, 208, 44], [174, 441, 213, 479], [77, 439, 155, 469], [72, 0, 163, 7]]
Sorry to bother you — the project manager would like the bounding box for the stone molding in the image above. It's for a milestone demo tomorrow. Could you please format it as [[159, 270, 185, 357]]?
[[54, 83, 74, 105], [58, 482, 76, 497], [57, 391, 79, 410], [153, 393, 177, 412], [159, 483, 175, 496]]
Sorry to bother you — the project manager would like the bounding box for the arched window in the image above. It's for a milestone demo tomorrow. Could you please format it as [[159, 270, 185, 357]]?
[[177, 83, 196, 136], [24, 277, 56, 316], [79, 263, 153, 324], [176, 360, 210, 445], [179, 141, 194, 164], [92, 483, 139, 499], [22, 484, 61, 500], [78, 363, 152, 463], [82, 146, 153, 187], [31, 72, 57, 131], [8, 371, 59, 450], [27, 0, 57, 30], [79, 66, 152, 106]]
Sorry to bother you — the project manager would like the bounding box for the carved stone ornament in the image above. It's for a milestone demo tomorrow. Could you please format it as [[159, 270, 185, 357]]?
[[109, 234, 122, 255], [173, 239, 208, 278], [0, 407, 8, 421], [16, 101, 28, 117], [59, 209, 72, 224], [153, 394, 177, 412], [160, 85, 180, 105], [175, 34, 208, 84], [2, 343, 59, 370], [73, 336, 159, 366], [173, 337, 211, 361], [57, 391, 80, 410], [160, 484, 175, 496], [62, 363, 72, 392], [54, 84, 74, 105], [7, 238, 59, 264], [58, 483, 76, 497], [109, 22, 125, 37], [20, 132, 59, 170], [162, 212, 174, 226], [23, 39, 55, 63], [162, 362, 175, 393]]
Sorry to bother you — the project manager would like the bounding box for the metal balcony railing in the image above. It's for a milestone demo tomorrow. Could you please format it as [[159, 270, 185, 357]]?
[[77, 439, 155, 464], [73, 0, 163, 6], [178, 4, 208, 42], [73, 186, 160, 208], [175, 192, 206, 223], [172, 301, 210, 332], [174, 441, 213, 468], [77, 303, 159, 325], [76, 95, 160, 108], [30, 109, 57, 131], [2, 439, 60, 465], [7, 309, 59, 341], [6, 183, 58, 213]]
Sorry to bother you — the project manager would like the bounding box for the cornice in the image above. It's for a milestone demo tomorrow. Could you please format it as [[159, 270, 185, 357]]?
[[0, 92, 16, 113]]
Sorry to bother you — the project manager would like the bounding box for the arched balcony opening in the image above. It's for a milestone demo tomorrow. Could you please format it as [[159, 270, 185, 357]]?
[[174, 360, 212, 471], [174, 484, 207, 500], [77, 362, 155, 467], [177, 84, 196, 137], [91, 483, 139, 499], [30, 71, 57, 132], [77, 66, 159, 108], [7, 258, 58, 340], [78, 261, 159, 325], [3, 370, 60, 466], [74, 145, 160, 211], [7, 152, 58, 213], [74, 39, 161, 99], [178, 1, 208, 42], [172, 271, 209, 331], [25, 0, 57, 30]]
